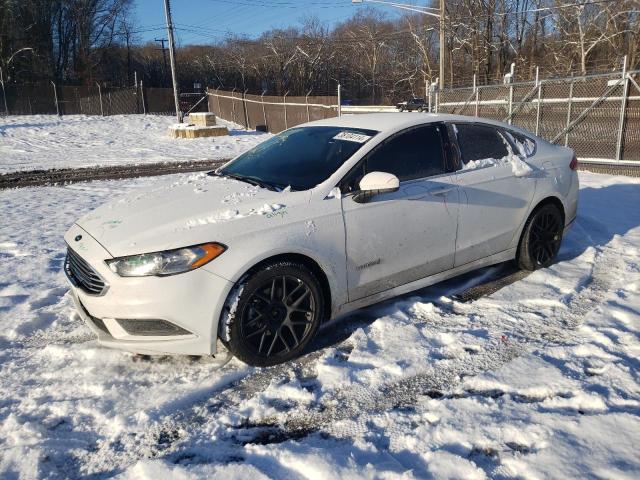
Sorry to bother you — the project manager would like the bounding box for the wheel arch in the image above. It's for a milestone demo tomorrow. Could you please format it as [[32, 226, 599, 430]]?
[[230, 252, 333, 323], [530, 195, 566, 225], [515, 195, 566, 260]]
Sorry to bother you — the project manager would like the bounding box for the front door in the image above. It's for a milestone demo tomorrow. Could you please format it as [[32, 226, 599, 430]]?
[[341, 124, 459, 301]]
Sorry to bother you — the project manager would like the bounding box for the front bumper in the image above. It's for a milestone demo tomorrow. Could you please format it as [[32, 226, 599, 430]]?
[[64, 224, 233, 355]]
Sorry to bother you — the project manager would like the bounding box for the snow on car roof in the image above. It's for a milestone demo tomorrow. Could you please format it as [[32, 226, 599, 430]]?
[[303, 112, 514, 133]]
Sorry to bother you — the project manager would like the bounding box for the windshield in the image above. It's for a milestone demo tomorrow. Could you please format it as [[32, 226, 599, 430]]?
[[218, 126, 377, 191]]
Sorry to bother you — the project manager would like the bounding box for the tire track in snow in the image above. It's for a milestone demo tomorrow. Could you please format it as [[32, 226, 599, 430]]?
[[0, 159, 228, 189], [76, 348, 326, 475], [233, 238, 622, 443]]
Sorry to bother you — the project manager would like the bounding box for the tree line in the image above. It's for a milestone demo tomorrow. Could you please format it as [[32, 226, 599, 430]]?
[[1, 1, 638, 103]]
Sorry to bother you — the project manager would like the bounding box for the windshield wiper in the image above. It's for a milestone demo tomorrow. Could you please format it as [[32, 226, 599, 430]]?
[[209, 171, 279, 191]]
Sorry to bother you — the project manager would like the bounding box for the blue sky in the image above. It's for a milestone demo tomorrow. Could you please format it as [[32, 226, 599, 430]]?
[[132, 0, 413, 45]]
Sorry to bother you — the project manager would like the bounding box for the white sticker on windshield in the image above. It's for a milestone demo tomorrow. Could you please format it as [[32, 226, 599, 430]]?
[[333, 131, 372, 143]]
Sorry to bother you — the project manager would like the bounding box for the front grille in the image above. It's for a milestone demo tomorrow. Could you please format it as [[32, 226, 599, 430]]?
[[65, 247, 108, 296]]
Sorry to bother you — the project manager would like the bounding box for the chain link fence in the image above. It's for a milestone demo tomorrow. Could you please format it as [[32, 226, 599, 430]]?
[[0, 84, 178, 116], [207, 89, 338, 133], [437, 69, 640, 163], [3, 69, 638, 165]]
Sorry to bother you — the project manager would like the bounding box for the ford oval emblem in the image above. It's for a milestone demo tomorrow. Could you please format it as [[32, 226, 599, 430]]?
[[75, 235, 82, 242]]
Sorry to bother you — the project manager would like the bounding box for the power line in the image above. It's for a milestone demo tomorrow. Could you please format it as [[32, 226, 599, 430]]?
[[177, 0, 637, 43], [204, 0, 354, 9]]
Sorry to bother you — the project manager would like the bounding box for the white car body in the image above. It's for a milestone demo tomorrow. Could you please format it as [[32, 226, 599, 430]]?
[[63, 113, 579, 356]]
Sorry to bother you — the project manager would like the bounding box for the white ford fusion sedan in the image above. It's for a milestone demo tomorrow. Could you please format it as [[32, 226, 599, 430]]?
[[64, 113, 578, 366]]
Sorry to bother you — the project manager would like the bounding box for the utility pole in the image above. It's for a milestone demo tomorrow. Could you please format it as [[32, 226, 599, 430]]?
[[439, 0, 445, 90], [154, 38, 169, 87], [163, 0, 182, 122]]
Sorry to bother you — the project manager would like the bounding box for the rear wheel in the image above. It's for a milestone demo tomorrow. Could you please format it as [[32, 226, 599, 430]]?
[[223, 261, 324, 366], [517, 203, 564, 271]]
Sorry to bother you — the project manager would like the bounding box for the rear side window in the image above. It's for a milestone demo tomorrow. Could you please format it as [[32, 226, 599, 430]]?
[[365, 124, 446, 182], [454, 124, 508, 164], [503, 130, 536, 158]]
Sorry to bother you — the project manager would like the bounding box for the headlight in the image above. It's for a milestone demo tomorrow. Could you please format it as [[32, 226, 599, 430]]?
[[106, 243, 226, 277]]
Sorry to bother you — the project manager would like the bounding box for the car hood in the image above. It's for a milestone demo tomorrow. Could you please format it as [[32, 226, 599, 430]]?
[[75, 173, 302, 257]]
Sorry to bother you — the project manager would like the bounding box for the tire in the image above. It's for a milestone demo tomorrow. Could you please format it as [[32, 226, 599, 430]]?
[[223, 261, 325, 367], [398, 106, 404, 112], [517, 203, 564, 271]]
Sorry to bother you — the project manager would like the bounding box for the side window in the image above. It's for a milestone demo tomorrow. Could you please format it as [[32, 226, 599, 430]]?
[[503, 129, 536, 158], [365, 125, 446, 182], [454, 124, 509, 164]]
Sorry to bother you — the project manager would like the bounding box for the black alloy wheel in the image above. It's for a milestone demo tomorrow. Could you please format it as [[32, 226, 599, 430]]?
[[224, 262, 324, 366], [518, 203, 564, 271]]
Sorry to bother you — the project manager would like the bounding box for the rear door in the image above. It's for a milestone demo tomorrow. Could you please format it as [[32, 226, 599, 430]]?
[[340, 123, 459, 301], [451, 123, 536, 266]]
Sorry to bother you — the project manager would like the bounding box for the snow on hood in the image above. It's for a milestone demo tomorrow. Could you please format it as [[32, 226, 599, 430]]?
[[76, 172, 295, 257]]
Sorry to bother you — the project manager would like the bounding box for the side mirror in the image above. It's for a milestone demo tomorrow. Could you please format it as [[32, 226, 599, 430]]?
[[354, 171, 400, 203]]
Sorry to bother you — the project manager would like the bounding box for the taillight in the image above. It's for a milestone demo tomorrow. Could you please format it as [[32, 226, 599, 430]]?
[[569, 153, 578, 171]]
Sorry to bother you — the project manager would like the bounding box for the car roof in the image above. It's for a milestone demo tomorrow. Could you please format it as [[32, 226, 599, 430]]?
[[303, 112, 516, 134]]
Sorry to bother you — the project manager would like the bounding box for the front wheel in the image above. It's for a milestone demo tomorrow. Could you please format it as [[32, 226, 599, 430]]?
[[517, 203, 564, 271], [222, 261, 324, 366]]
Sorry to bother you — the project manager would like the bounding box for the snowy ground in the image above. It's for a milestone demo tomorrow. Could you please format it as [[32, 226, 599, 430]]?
[[0, 171, 639, 479], [0, 115, 269, 174]]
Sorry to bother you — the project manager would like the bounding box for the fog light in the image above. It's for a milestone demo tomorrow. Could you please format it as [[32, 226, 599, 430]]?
[[115, 319, 191, 336]]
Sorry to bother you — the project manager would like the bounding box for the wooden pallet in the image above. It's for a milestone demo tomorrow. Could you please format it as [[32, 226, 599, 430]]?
[[168, 124, 229, 138]]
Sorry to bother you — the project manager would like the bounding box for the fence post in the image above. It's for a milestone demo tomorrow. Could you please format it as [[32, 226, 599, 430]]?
[[96, 82, 104, 116], [76, 88, 83, 114], [108, 92, 112, 115], [616, 56, 629, 162], [216, 87, 221, 116], [507, 79, 513, 124], [565, 78, 574, 147], [0, 67, 8, 115], [474, 74, 479, 117], [231, 87, 237, 124], [506, 63, 515, 124], [51, 81, 60, 116], [425, 78, 429, 105], [305, 89, 312, 122], [261, 90, 267, 127], [535, 82, 543, 136], [433, 77, 439, 113], [1, 80, 8, 115], [337, 83, 342, 117], [507, 87, 513, 124], [242, 89, 249, 129], [283, 91, 289, 130], [427, 81, 432, 113], [140, 81, 147, 115], [135, 79, 140, 114]]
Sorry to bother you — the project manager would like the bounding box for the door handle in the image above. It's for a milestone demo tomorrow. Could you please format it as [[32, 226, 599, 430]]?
[[429, 186, 453, 196]]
